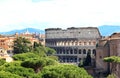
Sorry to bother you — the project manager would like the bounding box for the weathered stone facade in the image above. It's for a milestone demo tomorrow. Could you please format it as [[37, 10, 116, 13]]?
[[45, 27, 101, 65], [96, 33, 120, 77]]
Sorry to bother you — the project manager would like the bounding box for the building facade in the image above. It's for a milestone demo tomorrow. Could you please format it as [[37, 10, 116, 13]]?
[[96, 33, 120, 77], [45, 27, 101, 64], [0, 30, 45, 56]]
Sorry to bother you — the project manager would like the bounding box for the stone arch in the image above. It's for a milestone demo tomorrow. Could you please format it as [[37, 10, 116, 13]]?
[[63, 49, 65, 54], [67, 41, 70, 45], [79, 42, 82, 45], [74, 49, 77, 54], [93, 49, 96, 55], [70, 49, 73, 54], [83, 49, 86, 54], [79, 49, 81, 54], [88, 49, 91, 54], [66, 49, 69, 54], [84, 42, 87, 45]]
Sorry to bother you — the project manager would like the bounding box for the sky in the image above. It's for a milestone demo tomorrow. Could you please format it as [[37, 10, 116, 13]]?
[[0, 0, 120, 32]]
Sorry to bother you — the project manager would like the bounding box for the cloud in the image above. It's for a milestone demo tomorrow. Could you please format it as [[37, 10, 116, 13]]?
[[0, 0, 120, 32]]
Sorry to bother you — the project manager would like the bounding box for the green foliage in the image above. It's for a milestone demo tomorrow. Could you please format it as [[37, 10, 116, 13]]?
[[33, 46, 47, 57], [0, 61, 40, 78], [21, 58, 46, 73], [33, 42, 42, 48], [45, 47, 56, 55], [0, 61, 21, 71], [45, 57, 58, 66], [12, 52, 40, 61], [13, 37, 32, 54], [47, 55, 58, 61], [21, 57, 58, 73], [83, 52, 91, 66], [4, 66, 35, 77], [0, 71, 21, 78], [33, 45, 56, 57], [0, 59, 6, 66], [104, 56, 120, 63], [107, 74, 116, 78], [42, 64, 93, 78], [78, 60, 84, 67]]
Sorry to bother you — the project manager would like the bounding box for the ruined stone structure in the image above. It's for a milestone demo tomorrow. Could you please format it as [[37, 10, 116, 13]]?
[[96, 33, 120, 77], [45, 27, 101, 65]]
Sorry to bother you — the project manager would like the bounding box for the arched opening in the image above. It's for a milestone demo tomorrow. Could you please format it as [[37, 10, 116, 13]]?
[[70, 49, 73, 54], [84, 42, 87, 45], [79, 42, 82, 45], [83, 49, 86, 54], [79, 49, 81, 54], [74, 49, 77, 54], [88, 49, 91, 54], [66, 49, 69, 54], [93, 49, 96, 56]]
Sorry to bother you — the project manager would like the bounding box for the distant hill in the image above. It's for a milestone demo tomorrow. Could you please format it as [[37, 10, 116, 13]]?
[[98, 25, 120, 36], [0, 26, 120, 36], [0, 28, 45, 35]]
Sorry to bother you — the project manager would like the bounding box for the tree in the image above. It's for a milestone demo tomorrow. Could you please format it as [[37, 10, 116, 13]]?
[[13, 37, 31, 54], [21, 57, 58, 73], [33, 42, 42, 48], [0, 61, 41, 78], [0, 71, 21, 78], [0, 59, 6, 66], [33, 46, 47, 57], [42, 64, 93, 78], [83, 52, 91, 66], [104, 56, 120, 77], [107, 74, 116, 78], [33, 44, 56, 57], [45, 47, 56, 56], [12, 52, 40, 61], [78, 60, 84, 67]]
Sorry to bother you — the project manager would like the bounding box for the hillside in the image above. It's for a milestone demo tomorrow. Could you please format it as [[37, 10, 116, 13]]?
[[0, 28, 45, 35]]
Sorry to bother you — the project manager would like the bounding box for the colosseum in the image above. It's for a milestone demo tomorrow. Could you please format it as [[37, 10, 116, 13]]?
[[45, 27, 101, 65]]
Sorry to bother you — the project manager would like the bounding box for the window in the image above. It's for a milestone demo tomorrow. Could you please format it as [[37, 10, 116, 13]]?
[[70, 58, 73, 62], [63, 58, 65, 62], [93, 42, 96, 45], [75, 58, 77, 62], [79, 49, 81, 54], [70, 49, 73, 54], [59, 49, 62, 54], [74, 49, 77, 54], [57, 51, 59, 54], [66, 50, 69, 54], [89, 42, 91, 45], [75, 41, 78, 45], [67, 58, 69, 62], [68, 42, 70, 45], [79, 42, 82, 45], [63, 49, 65, 54], [84, 42, 87, 45], [72, 42, 74, 45], [83, 49, 86, 54], [79, 58, 81, 61], [93, 49, 96, 55], [59, 50, 62, 54], [88, 49, 91, 54], [64, 42, 66, 46]]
